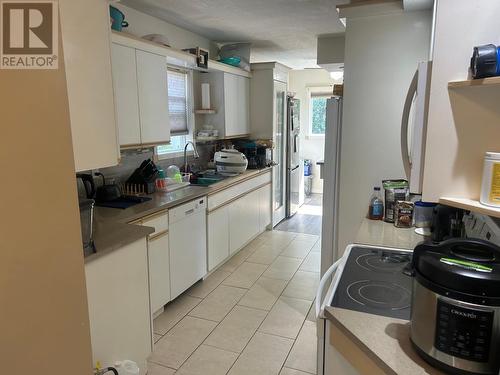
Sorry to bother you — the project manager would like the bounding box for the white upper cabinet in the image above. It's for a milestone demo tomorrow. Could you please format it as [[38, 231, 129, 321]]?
[[198, 72, 250, 138], [111, 42, 170, 148], [59, 0, 119, 171], [111, 43, 141, 146], [136, 50, 170, 145]]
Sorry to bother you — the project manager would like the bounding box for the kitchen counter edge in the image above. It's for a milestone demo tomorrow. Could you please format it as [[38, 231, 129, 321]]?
[[86, 168, 272, 263], [324, 306, 446, 375]]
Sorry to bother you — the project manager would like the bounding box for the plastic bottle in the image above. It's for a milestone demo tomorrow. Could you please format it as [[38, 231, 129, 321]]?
[[368, 187, 384, 220]]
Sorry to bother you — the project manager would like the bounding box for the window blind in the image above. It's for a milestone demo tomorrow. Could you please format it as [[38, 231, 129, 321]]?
[[168, 68, 190, 136]]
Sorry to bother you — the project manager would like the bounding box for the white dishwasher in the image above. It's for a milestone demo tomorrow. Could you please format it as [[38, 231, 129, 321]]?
[[169, 196, 207, 300]]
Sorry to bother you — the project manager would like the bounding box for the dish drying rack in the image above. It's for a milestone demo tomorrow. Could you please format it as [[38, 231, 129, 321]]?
[[155, 173, 191, 193], [121, 182, 155, 196]]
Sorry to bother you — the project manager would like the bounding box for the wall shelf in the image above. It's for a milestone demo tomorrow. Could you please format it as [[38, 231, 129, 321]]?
[[448, 76, 500, 89], [439, 197, 500, 218]]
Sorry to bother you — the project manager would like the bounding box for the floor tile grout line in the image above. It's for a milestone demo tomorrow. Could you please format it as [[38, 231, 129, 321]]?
[[175, 281, 266, 373], [150, 229, 320, 373]]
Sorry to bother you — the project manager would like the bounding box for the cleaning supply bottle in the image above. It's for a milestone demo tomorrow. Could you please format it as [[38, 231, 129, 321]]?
[[368, 187, 384, 220]]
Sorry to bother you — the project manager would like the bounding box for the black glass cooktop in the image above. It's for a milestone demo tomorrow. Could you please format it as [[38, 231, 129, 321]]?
[[331, 246, 413, 320]]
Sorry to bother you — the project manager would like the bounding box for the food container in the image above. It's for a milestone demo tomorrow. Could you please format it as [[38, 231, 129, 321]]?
[[480, 152, 500, 207], [414, 201, 437, 228], [394, 201, 414, 228], [382, 180, 409, 223]]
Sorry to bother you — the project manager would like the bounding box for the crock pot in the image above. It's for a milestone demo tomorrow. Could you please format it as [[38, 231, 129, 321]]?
[[410, 239, 500, 375]]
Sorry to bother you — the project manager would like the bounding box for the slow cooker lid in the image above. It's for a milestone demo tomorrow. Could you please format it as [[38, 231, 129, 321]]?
[[413, 239, 500, 297]]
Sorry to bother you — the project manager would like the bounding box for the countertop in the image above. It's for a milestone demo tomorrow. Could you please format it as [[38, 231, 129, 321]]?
[[322, 219, 438, 374], [355, 217, 426, 250], [87, 168, 272, 263], [324, 307, 445, 375]]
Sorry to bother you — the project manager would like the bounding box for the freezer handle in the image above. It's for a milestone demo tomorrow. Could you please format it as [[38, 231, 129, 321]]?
[[401, 69, 418, 180], [315, 258, 342, 318]]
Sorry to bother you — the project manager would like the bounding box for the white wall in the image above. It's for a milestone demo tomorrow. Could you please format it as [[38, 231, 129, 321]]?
[[337, 10, 432, 257], [114, 4, 217, 56], [288, 69, 341, 194]]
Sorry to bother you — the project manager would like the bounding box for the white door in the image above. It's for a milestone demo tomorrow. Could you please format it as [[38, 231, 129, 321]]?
[[229, 192, 260, 254], [236, 75, 250, 136], [147, 232, 170, 314], [273, 80, 287, 226], [111, 43, 141, 146], [136, 50, 170, 145], [60, 0, 119, 171], [207, 207, 230, 271], [223, 73, 239, 137], [228, 196, 247, 254]]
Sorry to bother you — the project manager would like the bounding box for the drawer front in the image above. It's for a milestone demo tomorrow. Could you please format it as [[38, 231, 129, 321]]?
[[140, 210, 169, 234], [208, 172, 271, 211]]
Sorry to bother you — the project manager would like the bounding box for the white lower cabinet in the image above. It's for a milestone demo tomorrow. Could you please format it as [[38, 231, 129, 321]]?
[[207, 206, 230, 271], [207, 174, 273, 271], [229, 191, 260, 254], [147, 231, 170, 315], [85, 238, 151, 375], [259, 184, 272, 232]]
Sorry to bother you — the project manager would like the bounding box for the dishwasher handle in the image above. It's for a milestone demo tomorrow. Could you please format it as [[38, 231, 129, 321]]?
[[185, 208, 195, 216]]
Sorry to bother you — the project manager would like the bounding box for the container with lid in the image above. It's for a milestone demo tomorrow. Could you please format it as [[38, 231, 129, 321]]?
[[480, 152, 500, 208], [414, 201, 437, 228]]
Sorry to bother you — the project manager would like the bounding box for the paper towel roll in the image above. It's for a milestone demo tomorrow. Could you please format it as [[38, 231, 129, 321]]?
[[201, 83, 211, 109]]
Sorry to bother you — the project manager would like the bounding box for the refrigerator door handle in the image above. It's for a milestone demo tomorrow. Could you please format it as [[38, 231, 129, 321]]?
[[293, 134, 298, 153], [401, 69, 418, 180]]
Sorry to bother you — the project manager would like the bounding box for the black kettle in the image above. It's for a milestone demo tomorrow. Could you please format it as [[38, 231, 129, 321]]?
[[76, 173, 96, 200], [95, 172, 122, 203]]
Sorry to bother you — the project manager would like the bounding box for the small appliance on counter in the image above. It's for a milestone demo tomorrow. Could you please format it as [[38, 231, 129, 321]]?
[[76, 173, 96, 200], [214, 148, 248, 175], [79, 198, 95, 256], [410, 239, 500, 375], [94, 164, 154, 210], [95, 172, 121, 203]]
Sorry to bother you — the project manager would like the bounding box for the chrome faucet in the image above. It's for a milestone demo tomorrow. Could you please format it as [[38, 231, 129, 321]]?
[[184, 141, 200, 173]]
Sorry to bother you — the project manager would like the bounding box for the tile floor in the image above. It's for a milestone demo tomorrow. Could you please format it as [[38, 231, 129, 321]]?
[[275, 194, 323, 235], [148, 230, 320, 375]]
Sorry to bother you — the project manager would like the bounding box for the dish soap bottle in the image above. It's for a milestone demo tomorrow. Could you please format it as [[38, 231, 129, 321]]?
[[368, 187, 384, 220]]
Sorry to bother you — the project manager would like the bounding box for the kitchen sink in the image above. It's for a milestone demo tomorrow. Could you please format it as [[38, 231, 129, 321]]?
[[189, 170, 227, 187]]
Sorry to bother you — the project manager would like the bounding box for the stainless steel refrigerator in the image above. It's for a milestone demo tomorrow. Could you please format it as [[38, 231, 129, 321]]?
[[286, 96, 301, 218]]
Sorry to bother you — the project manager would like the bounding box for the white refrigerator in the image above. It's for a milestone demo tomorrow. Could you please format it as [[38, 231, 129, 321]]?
[[317, 96, 343, 375], [320, 96, 343, 276]]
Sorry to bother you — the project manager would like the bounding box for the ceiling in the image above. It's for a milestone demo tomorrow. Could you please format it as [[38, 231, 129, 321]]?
[[120, 0, 347, 69]]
